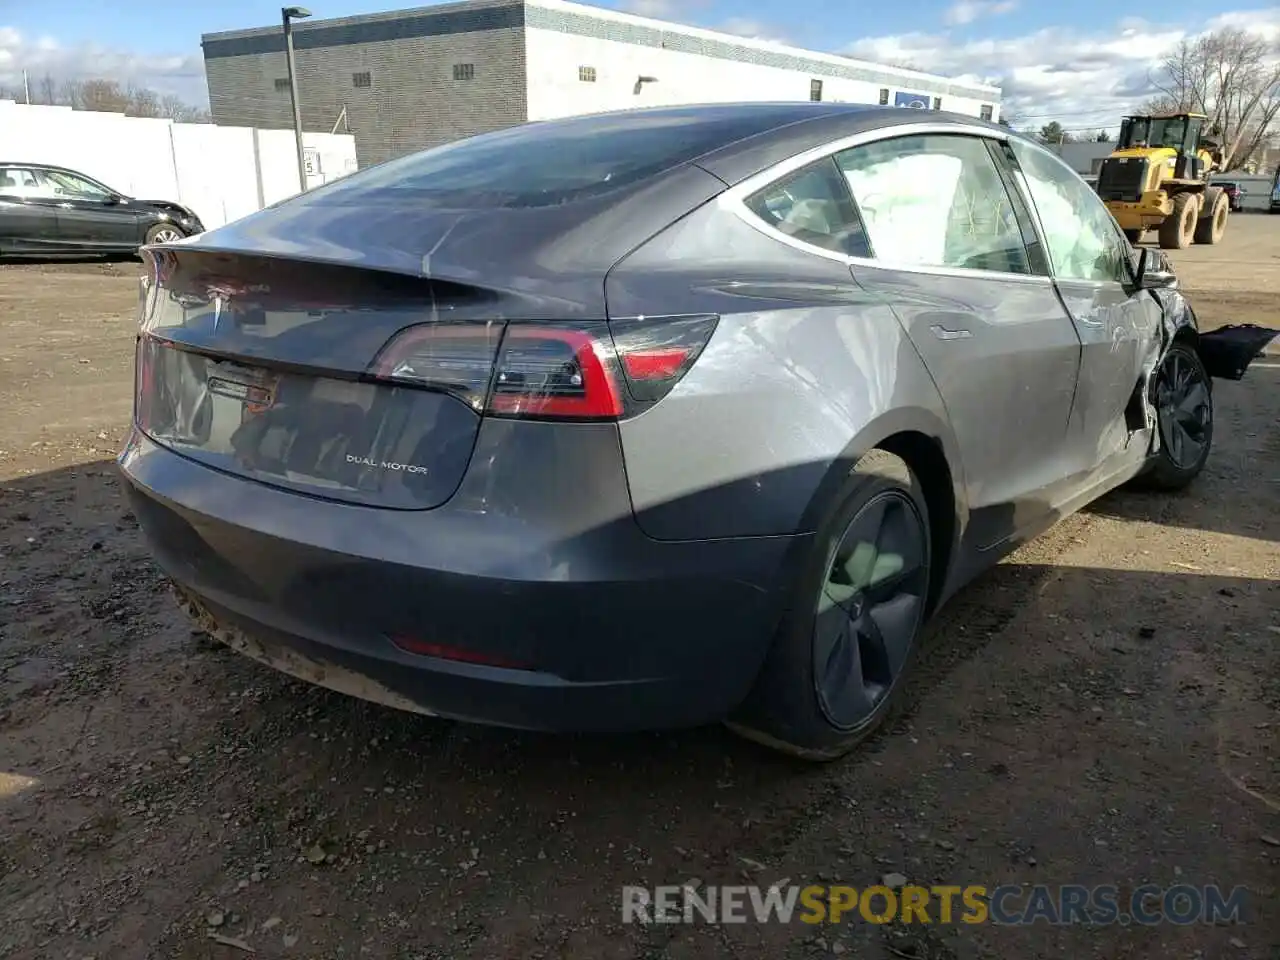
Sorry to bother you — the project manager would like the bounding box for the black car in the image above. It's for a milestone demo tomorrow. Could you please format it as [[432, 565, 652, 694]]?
[[1215, 181, 1244, 212], [0, 163, 204, 257]]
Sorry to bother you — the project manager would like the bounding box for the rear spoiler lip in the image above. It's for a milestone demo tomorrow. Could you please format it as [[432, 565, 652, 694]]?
[[146, 237, 460, 285], [141, 241, 606, 321]]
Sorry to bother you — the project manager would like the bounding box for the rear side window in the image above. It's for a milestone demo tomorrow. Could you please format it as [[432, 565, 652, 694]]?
[[744, 158, 871, 257], [834, 134, 1032, 275], [0, 167, 45, 196], [305, 108, 815, 209]]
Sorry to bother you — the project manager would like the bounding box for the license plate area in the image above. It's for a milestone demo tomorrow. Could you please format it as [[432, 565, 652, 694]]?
[[137, 339, 482, 510]]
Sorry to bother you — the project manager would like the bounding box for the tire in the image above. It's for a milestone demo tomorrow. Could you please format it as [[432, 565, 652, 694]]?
[[727, 449, 933, 760], [1193, 188, 1228, 245], [144, 223, 184, 245], [1134, 341, 1213, 491], [1123, 228, 1144, 244], [1158, 193, 1197, 249]]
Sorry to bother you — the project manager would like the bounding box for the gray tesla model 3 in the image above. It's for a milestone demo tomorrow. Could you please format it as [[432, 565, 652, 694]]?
[[120, 103, 1259, 759]]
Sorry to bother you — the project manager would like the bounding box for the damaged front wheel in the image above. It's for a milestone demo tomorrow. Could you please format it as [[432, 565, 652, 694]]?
[[1135, 341, 1214, 491]]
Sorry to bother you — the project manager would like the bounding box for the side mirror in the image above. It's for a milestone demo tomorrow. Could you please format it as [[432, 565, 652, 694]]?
[[104, 194, 125, 205], [1134, 246, 1177, 289]]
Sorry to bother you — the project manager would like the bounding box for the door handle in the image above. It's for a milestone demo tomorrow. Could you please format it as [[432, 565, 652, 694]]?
[[930, 324, 972, 340]]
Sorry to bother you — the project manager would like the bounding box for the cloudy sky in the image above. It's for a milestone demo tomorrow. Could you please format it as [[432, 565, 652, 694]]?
[[0, 0, 1277, 130]]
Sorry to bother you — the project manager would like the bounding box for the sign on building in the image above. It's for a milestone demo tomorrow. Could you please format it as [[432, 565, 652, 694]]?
[[894, 91, 930, 109]]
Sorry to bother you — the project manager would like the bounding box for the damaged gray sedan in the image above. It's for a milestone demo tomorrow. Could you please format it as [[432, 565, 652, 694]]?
[[120, 105, 1269, 761]]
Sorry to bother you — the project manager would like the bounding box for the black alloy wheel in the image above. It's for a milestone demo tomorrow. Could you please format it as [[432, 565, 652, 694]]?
[[814, 490, 929, 730]]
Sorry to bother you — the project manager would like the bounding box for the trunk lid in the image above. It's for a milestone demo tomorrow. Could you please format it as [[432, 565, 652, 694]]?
[[137, 248, 505, 511], [133, 159, 727, 511]]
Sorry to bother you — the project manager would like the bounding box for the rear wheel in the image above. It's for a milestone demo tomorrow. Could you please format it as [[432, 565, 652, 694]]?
[[1134, 342, 1213, 491], [727, 450, 932, 760], [1193, 188, 1228, 245], [1158, 193, 1197, 249], [1123, 228, 1144, 244]]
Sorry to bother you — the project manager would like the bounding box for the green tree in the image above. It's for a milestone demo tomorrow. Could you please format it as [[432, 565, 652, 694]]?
[[1038, 121, 1072, 144]]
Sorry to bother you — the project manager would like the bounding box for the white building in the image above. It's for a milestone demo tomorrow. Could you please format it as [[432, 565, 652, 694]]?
[[204, 0, 1003, 166]]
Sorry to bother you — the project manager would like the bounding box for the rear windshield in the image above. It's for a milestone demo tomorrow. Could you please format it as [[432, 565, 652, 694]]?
[[304, 107, 815, 209]]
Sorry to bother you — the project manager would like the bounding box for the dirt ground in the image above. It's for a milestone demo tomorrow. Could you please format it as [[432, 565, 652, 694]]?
[[1, 215, 1277, 960]]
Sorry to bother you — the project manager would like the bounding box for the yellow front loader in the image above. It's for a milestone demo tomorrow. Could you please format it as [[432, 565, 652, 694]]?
[[1096, 112, 1229, 249]]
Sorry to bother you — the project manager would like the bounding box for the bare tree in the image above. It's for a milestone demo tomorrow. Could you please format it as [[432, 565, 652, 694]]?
[[1145, 27, 1280, 170], [157, 93, 211, 123], [78, 79, 131, 113], [126, 86, 161, 118], [38, 73, 58, 106], [60, 80, 84, 109], [11, 74, 209, 122]]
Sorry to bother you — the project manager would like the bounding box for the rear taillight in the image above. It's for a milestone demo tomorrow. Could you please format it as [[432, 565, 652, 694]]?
[[610, 315, 718, 403], [370, 322, 505, 413], [370, 316, 717, 421], [486, 326, 624, 419]]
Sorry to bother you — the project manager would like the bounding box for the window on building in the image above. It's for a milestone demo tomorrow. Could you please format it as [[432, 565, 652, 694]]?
[[453, 63, 475, 81], [979, 104, 994, 122], [274, 78, 291, 91], [878, 88, 890, 105], [932, 97, 943, 110], [579, 66, 597, 82], [353, 72, 372, 88], [810, 79, 823, 102], [834, 134, 1033, 275]]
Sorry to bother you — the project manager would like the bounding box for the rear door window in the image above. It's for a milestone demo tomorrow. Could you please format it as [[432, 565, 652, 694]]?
[[0, 167, 47, 198], [743, 158, 871, 257], [834, 134, 1034, 275]]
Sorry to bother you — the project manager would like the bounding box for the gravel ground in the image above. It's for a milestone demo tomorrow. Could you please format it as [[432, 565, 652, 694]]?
[[1, 215, 1277, 960]]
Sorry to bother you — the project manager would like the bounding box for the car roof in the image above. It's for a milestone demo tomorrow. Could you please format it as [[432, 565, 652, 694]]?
[[449, 101, 1002, 187], [0, 162, 84, 174], [668, 103, 1005, 184]]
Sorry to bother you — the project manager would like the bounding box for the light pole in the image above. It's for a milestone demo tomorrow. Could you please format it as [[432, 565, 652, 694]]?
[[282, 6, 312, 192]]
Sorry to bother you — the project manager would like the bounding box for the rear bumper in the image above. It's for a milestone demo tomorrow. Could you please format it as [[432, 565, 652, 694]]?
[[119, 426, 807, 732]]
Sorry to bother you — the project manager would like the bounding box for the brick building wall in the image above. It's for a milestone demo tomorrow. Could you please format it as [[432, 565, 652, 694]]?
[[202, 0, 528, 167], [202, 0, 1001, 170]]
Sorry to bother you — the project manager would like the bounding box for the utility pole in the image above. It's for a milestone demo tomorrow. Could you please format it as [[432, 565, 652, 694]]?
[[282, 6, 313, 192], [22, 70, 30, 104]]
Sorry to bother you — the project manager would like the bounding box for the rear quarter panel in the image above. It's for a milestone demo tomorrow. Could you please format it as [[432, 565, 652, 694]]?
[[606, 198, 960, 540]]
